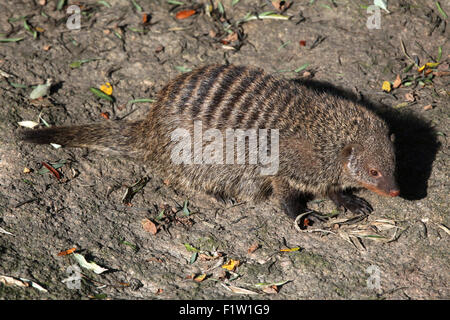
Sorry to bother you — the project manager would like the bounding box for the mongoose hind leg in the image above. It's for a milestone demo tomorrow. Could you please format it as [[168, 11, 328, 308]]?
[[206, 190, 237, 206], [327, 190, 373, 215]]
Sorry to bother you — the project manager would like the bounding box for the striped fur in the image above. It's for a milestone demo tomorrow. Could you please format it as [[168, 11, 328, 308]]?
[[20, 65, 399, 217]]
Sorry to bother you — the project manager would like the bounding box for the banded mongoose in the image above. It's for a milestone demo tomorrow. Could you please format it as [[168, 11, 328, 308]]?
[[20, 64, 400, 218]]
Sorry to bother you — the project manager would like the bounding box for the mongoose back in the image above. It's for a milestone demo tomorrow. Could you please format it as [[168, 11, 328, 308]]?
[[20, 64, 399, 218]]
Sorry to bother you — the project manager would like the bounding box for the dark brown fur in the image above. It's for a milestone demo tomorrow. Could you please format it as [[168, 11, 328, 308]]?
[[20, 65, 399, 218]]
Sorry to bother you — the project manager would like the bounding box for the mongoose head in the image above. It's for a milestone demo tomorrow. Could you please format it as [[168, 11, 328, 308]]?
[[341, 134, 399, 197]]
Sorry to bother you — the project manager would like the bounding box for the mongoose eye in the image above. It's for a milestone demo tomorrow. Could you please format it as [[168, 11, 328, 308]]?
[[369, 169, 380, 177]]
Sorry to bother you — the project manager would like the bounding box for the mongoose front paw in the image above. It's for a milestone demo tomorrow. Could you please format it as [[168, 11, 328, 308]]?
[[335, 194, 373, 215]]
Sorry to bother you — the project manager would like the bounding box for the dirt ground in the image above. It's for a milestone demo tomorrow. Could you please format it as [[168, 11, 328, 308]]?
[[0, 0, 448, 300]]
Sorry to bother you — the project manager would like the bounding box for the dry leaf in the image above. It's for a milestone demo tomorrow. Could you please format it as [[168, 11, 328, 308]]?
[[302, 71, 312, 77], [141, 218, 158, 235], [194, 274, 207, 282], [404, 93, 415, 102], [262, 285, 279, 294], [423, 104, 433, 111], [438, 224, 450, 236], [0, 227, 13, 235], [247, 243, 260, 254], [100, 112, 110, 119], [142, 13, 149, 24], [175, 9, 196, 20], [18, 121, 39, 129], [382, 81, 391, 92], [221, 32, 238, 44], [280, 247, 300, 252], [73, 253, 108, 274], [222, 259, 240, 271], [57, 247, 76, 256], [30, 79, 52, 99], [43, 44, 51, 51], [222, 284, 258, 295], [0, 275, 29, 288], [393, 74, 402, 88], [0, 276, 47, 292], [100, 82, 113, 95]]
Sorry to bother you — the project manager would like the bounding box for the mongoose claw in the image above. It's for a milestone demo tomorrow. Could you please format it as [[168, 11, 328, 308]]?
[[339, 194, 373, 215], [328, 191, 374, 215]]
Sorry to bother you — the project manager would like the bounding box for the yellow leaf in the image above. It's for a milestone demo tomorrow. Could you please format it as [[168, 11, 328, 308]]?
[[280, 247, 300, 252], [194, 274, 206, 282], [222, 259, 240, 271], [100, 82, 113, 95], [417, 65, 426, 72], [425, 62, 440, 68], [382, 81, 391, 92]]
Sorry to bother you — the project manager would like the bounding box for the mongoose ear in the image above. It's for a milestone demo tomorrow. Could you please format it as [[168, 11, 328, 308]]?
[[390, 133, 395, 143], [341, 143, 361, 160]]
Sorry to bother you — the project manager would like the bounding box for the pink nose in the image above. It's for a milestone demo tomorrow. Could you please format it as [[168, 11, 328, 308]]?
[[389, 190, 400, 197]]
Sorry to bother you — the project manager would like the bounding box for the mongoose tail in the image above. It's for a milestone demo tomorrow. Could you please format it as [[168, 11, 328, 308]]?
[[19, 120, 145, 156]]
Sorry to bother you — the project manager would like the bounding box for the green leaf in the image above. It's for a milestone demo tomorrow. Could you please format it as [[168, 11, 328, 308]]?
[[403, 63, 415, 73], [232, 0, 240, 6], [182, 200, 190, 216], [437, 46, 442, 62], [0, 37, 24, 43], [127, 98, 155, 106], [435, 1, 448, 19], [23, 18, 38, 39], [8, 81, 27, 88], [113, 30, 122, 39], [38, 160, 67, 175], [155, 209, 165, 221], [190, 252, 198, 264], [255, 280, 291, 287], [90, 87, 114, 102], [175, 65, 192, 73], [184, 243, 199, 252], [127, 27, 145, 33], [120, 239, 138, 252], [294, 63, 310, 73], [69, 58, 102, 68], [167, 0, 184, 5], [8, 16, 26, 23], [97, 0, 111, 8], [30, 79, 52, 99], [277, 40, 291, 51], [217, 1, 224, 15], [130, 0, 142, 12], [57, 0, 66, 11]]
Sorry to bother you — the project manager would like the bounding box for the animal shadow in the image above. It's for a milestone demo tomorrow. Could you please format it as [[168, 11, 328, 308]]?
[[291, 78, 441, 200]]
